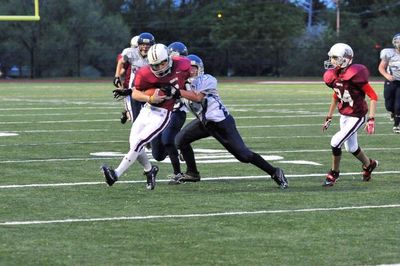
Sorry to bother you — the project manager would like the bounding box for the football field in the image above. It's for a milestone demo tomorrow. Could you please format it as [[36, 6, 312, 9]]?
[[0, 80, 399, 265]]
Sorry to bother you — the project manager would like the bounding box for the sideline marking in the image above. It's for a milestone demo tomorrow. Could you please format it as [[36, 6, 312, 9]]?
[[1, 204, 399, 226], [0, 132, 18, 137], [1, 171, 399, 189]]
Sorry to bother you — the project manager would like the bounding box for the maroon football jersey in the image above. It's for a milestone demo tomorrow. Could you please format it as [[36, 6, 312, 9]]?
[[116, 54, 131, 89], [323, 64, 369, 117], [134, 57, 191, 111]]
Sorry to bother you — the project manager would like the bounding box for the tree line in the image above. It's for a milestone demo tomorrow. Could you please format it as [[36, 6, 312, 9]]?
[[0, 0, 399, 78]]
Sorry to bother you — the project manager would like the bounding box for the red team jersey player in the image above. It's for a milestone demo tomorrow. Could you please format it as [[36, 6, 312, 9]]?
[[102, 43, 190, 190], [322, 43, 378, 186]]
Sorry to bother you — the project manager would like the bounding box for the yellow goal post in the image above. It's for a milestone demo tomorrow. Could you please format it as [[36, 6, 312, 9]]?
[[0, 0, 40, 21]]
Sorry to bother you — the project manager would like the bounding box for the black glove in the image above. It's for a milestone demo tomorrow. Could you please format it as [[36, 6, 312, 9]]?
[[113, 77, 122, 88], [160, 85, 181, 99], [112, 88, 132, 99]]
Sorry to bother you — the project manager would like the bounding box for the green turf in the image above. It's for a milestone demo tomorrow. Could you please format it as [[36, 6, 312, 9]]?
[[0, 80, 399, 266]]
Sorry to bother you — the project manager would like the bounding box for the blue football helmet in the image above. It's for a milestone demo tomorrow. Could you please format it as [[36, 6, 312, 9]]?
[[187, 54, 204, 76], [168, 42, 188, 56], [138, 32, 155, 46]]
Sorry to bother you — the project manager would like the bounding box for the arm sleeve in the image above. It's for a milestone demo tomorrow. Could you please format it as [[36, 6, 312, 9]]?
[[361, 83, 378, 101]]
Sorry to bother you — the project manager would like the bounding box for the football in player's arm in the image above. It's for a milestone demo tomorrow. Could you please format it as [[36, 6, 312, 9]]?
[[101, 44, 190, 190]]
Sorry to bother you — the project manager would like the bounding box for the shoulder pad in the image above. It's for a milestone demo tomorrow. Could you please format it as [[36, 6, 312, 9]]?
[[380, 48, 395, 60], [323, 69, 337, 87], [192, 74, 217, 92], [342, 64, 369, 83]]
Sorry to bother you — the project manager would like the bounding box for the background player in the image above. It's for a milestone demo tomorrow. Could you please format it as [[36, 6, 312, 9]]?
[[322, 43, 378, 186], [113, 32, 155, 124], [378, 33, 400, 133], [102, 44, 191, 190], [175, 54, 289, 189]]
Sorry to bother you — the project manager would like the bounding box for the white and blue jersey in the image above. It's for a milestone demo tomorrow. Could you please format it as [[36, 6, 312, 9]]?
[[380, 48, 400, 81], [188, 74, 229, 122]]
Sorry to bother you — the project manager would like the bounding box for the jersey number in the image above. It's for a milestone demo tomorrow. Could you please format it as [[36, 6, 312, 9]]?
[[334, 88, 354, 107]]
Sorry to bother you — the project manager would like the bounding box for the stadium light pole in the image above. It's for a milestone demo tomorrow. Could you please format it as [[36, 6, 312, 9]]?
[[334, 0, 340, 38]]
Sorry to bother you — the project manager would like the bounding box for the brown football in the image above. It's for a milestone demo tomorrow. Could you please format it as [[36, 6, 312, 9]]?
[[143, 88, 165, 96]]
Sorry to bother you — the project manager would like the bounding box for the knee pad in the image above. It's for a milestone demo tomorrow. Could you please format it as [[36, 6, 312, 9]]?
[[331, 146, 342, 156], [351, 146, 361, 156]]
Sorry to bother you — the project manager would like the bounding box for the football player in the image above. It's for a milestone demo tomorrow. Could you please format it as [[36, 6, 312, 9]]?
[[113, 32, 155, 124], [378, 33, 400, 133], [150, 41, 189, 184], [175, 54, 289, 189], [102, 44, 191, 190], [322, 43, 378, 186]]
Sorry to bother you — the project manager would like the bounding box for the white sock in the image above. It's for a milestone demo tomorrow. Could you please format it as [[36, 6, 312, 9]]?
[[115, 149, 139, 177], [137, 149, 152, 172]]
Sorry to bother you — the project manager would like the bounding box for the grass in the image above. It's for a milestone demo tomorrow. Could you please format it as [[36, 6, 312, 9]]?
[[0, 79, 399, 266]]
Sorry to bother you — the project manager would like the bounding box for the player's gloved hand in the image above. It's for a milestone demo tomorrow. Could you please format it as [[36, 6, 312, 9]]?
[[364, 117, 375, 134], [160, 85, 181, 99], [113, 77, 122, 88], [322, 116, 332, 132], [112, 88, 132, 99]]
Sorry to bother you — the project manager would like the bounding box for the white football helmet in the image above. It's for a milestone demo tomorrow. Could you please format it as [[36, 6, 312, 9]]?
[[130, 35, 139, 48], [392, 33, 400, 49], [324, 43, 354, 69], [147, 44, 173, 77]]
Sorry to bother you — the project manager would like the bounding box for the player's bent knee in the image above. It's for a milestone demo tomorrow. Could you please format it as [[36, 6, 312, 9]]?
[[234, 151, 253, 163]]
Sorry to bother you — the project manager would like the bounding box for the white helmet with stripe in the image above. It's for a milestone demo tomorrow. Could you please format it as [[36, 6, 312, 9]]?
[[147, 44, 172, 77]]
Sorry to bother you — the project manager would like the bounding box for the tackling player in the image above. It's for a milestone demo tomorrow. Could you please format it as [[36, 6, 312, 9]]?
[[175, 54, 289, 189], [102, 44, 191, 190], [322, 43, 378, 186]]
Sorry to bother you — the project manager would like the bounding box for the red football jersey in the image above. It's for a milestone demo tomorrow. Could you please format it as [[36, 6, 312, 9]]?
[[323, 64, 369, 117], [116, 54, 131, 89], [134, 57, 191, 111]]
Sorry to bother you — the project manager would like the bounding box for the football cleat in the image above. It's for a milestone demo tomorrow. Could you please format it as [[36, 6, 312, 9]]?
[[393, 126, 400, 134], [168, 173, 184, 185], [120, 111, 128, 124], [323, 169, 339, 186], [362, 159, 378, 182], [144, 165, 159, 190], [271, 168, 288, 189], [180, 171, 201, 182], [101, 164, 118, 186]]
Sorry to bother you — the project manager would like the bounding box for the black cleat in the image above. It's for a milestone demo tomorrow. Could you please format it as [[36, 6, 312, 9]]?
[[120, 111, 128, 124], [271, 168, 288, 189], [144, 165, 159, 190], [180, 171, 201, 182], [101, 164, 118, 186]]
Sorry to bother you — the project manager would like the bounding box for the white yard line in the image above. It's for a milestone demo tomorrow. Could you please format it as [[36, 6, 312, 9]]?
[[1, 204, 399, 226]]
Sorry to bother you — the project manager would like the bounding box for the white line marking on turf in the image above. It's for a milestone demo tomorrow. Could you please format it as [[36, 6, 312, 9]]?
[[1, 171, 399, 189], [1, 204, 399, 226]]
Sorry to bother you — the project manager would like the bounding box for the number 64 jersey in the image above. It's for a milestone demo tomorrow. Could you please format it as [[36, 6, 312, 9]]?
[[323, 64, 378, 117]]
